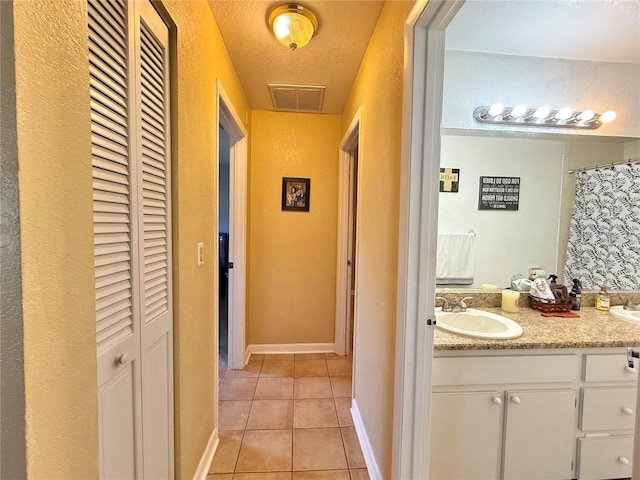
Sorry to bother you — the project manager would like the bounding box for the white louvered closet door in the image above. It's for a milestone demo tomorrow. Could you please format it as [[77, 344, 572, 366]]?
[[90, 1, 172, 479]]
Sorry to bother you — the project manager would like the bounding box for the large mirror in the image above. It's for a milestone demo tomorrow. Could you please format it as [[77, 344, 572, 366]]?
[[436, 1, 640, 290]]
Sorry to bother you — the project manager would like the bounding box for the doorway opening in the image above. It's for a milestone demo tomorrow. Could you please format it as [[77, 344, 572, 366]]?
[[216, 81, 248, 376], [347, 144, 359, 356], [336, 110, 361, 357], [218, 124, 231, 378]]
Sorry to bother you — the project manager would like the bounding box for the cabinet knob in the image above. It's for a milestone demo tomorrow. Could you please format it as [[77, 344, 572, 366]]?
[[625, 365, 636, 374], [618, 456, 630, 465], [510, 395, 521, 404], [492, 396, 502, 405], [116, 353, 128, 366], [622, 406, 634, 416]]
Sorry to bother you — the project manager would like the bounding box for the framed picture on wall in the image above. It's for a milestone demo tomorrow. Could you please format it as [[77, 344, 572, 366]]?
[[282, 177, 311, 212]]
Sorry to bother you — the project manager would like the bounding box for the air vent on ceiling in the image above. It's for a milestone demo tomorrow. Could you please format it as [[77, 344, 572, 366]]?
[[268, 84, 325, 113]]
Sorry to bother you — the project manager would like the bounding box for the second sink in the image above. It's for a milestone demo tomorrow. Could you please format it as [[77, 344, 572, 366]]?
[[435, 308, 523, 340], [610, 305, 640, 324]]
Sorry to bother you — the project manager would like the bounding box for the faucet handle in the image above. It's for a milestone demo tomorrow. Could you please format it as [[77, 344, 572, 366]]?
[[460, 296, 473, 310], [436, 296, 451, 312]]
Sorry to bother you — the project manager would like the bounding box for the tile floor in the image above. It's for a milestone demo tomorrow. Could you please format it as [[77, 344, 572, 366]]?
[[209, 353, 369, 480]]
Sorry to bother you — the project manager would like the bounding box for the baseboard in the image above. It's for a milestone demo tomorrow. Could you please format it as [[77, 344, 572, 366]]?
[[244, 346, 252, 365], [192, 427, 219, 480], [351, 399, 382, 480], [247, 343, 336, 356]]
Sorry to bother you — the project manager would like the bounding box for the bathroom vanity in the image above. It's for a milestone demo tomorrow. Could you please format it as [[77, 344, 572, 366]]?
[[429, 302, 640, 480]]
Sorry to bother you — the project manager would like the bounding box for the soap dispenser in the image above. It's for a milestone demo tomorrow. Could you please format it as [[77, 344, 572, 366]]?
[[596, 286, 611, 311], [570, 279, 582, 311]]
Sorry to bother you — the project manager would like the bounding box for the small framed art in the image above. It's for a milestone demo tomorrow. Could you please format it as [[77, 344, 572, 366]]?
[[282, 177, 311, 212]]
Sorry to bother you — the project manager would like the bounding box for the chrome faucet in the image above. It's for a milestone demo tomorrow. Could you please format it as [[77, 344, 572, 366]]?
[[436, 296, 452, 312], [614, 292, 640, 311], [451, 296, 473, 312], [624, 298, 640, 311]]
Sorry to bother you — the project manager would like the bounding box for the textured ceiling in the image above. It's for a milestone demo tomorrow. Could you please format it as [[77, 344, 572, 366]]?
[[447, 0, 640, 65], [210, 1, 639, 115], [208, 1, 384, 114]]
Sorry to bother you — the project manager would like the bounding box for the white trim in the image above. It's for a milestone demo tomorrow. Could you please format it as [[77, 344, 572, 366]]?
[[244, 346, 252, 366], [191, 428, 219, 480], [392, 1, 464, 479], [247, 343, 336, 355], [351, 399, 382, 480], [335, 108, 361, 356], [216, 80, 248, 371]]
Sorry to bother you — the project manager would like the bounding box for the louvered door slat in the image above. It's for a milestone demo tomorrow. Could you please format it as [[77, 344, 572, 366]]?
[[95, 269, 131, 289], [139, 20, 168, 324], [142, 163, 166, 182], [141, 139, 164, 158], [141, 102, 165, 131], [92, 131, 128, 158], [91, 100, 128, 131], [90, 72, 127, 109], [93, 144, 129, 169], [90, 0, 126, 33], [90, 0, 134, 349], [95, 250, 131, 269], [95, 241, 129, 257]]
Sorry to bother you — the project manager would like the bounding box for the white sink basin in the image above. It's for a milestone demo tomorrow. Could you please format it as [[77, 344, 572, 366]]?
[[435, 308, 523, 339], [610, 306, 640, 324]]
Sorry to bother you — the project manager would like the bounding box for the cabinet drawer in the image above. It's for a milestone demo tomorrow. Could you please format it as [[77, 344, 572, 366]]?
[[577, 436, 633, 480], [433, 355, 577, 386], [583, 353, 637, 383], [581, 386, 637, 431]]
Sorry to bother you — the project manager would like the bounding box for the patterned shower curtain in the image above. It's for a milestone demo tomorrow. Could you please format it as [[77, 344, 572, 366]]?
[[564, 164, 640, 290]]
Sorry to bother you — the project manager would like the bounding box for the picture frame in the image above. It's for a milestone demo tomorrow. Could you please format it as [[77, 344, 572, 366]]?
[[282, 177, 311, 212]]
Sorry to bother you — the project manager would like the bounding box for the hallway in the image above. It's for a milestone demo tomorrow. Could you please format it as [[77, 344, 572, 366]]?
[[209, 354, 368, 479]]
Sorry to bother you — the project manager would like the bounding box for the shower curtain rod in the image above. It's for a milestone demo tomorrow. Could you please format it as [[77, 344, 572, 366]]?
[[568, 156, 640, 175]]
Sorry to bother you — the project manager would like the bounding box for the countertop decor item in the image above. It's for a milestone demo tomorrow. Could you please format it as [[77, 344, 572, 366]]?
[[529, 295, 575, 313]]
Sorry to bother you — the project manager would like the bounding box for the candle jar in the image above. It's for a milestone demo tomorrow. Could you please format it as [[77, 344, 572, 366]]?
[[501, 290, 520, 313]]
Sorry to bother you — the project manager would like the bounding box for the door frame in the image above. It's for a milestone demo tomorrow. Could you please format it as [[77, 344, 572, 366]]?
[[216, 80, 248, 370], [392, 1, 465, 478], [335, 108, 361, 356]]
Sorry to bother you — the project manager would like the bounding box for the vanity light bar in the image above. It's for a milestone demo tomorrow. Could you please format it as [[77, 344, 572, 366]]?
[[473, 104, 616, 130]]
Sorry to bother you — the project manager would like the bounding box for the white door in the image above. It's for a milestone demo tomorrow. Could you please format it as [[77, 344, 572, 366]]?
[[90, 0, 173, 478]]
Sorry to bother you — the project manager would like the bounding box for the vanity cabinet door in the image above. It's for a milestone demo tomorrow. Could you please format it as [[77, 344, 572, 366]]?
[[429, 391, 503, 480], [503, 389, 577, 480]]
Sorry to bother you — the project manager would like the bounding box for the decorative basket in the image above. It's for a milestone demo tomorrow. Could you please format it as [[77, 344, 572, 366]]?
[[528, 295, 575, 313]]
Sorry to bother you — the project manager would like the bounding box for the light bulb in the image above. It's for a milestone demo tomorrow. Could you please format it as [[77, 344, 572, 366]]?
[[577, 109, 595, 122], [554, 107, 573, 121], [273, 16, 291, 39], [510, 104, 527, 118], [599, 110, 617, 123], [488, 103, 504, 116], [532, 106, 550, 119]]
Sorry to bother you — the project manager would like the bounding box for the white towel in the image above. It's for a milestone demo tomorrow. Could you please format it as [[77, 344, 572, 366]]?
[[436, 233, 475, 285]]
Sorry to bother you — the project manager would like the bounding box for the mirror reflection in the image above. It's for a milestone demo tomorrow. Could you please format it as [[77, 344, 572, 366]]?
[[437, 1, 640, 290]]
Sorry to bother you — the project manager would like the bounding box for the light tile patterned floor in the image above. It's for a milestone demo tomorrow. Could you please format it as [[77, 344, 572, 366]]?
[[209, 353, 369, 480]]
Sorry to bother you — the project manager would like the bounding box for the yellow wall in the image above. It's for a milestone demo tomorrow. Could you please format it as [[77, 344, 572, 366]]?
[[13, 1, 99, 478], [248, 110, 341, 345], [13, 1, 250, 478], [341, 1, 413, 477], [157, 2, 251, 478]]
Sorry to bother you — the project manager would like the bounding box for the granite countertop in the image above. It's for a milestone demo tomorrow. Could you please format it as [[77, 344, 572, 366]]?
[[434, 306, 640, 351]]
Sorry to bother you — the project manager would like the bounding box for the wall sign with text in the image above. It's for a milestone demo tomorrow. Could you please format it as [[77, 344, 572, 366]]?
[[478, 176, 520, 211]]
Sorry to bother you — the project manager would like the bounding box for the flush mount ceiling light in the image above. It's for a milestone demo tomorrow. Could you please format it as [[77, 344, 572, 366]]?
[[268, 4, 319, 51], [474, 103, 616, 130]]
